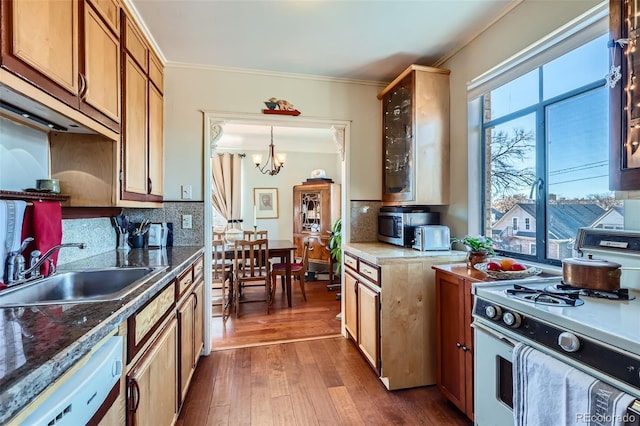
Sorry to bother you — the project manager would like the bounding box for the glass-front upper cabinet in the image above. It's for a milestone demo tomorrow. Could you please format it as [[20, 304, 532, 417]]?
[[378, 65, 451, 205], [382, 74, 414, 200], [610, 0, 640, 189]]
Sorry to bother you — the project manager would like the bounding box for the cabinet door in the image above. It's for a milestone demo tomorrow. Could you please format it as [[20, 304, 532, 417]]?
[[381, 73, 414, 202], [148, 83, 164, 197], [193, 280, 204, 366], [81, 2, 120, 127], [178, 294, 195, 402], [128, 317, 178, 426], [435, 272, 466, 413], [122, 53, 149, 197], [3, 0, 80, 99], [358, 282, 380, 373], [344, 271, 358, 340]]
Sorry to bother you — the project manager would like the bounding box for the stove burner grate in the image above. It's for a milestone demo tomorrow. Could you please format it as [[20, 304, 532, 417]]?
[[545, 283, 636, 301], [505, 284, 585, 306]]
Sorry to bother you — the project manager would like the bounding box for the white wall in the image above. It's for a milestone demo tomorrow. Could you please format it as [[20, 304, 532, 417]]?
[[0, 116, 49, 190], [440, 0, 603, 239], [163, 66, 382, 202]]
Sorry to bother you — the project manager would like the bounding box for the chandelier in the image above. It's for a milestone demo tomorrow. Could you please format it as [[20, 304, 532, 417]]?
[[252, 126, 286, 176]]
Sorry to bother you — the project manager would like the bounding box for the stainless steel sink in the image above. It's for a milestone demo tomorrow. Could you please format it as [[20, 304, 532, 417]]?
[[0, 267, 167, 307]]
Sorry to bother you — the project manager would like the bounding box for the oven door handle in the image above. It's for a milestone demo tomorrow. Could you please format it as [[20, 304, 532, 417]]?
[[472, 321, 519, 347]]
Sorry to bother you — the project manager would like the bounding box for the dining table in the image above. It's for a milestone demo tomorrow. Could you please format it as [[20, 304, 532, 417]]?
[[216, 239, 298, 308]]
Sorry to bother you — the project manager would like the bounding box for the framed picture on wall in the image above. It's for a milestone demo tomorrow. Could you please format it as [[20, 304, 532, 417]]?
[[254, 187, 279, 219]]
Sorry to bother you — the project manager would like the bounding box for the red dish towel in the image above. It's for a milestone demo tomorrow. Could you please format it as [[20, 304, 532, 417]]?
[[21, 202, 62, 276]]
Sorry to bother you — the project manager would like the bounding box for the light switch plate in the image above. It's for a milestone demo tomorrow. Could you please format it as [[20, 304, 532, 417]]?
[[182, 214, 192, 229], [181, 185, 192, 199]]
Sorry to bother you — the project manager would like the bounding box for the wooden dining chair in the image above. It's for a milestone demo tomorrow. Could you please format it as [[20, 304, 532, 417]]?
[[243, 230, 268, 240], [233, 238, 272, 317], [270, 238, 309, 303], [212, 239, 233, 320]]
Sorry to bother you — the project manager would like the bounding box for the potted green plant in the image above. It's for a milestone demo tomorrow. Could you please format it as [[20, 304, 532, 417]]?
[[452, 234, 495, 268], [327, 217, 342, 278]]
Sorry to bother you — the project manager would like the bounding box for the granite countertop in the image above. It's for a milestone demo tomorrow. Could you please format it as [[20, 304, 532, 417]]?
[[344, 241, 467, 265], [0, 246, 204, 424]]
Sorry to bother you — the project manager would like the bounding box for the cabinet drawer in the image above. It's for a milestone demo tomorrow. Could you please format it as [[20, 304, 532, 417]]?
[[193, 256, 204, 282], [123, 16, 148, 71], [358, 260, 380, 285], [344, 252, 358, 271], [176, 266, 194, 300], [127, 282, 175, 362]]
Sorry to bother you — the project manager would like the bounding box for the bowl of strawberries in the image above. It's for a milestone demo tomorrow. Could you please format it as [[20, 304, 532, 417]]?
[[474, 258, 542, 280]]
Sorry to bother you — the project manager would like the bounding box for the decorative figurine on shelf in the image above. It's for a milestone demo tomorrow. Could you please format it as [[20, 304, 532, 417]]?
[[262, 97, 301, 116]]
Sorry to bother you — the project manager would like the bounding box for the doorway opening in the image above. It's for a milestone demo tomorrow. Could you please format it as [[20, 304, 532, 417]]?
[[202, 112, 351, 353]]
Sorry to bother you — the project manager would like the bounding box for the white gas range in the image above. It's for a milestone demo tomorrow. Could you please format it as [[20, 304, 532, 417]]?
[[472, 228, 640, 426]]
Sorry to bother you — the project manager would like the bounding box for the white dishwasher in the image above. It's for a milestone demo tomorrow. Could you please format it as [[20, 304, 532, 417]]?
[[20, 335, 123, 426]]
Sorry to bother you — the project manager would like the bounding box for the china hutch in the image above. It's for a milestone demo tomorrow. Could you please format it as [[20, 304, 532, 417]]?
[[377, 64, 451, 204], [292, 180, 341, 282]]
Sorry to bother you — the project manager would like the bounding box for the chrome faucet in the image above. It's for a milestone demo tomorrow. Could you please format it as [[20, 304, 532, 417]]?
[[5, 237, 34, 285], [7, 242, 86, 285]]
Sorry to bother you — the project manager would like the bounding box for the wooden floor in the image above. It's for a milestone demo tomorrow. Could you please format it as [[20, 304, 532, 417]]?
[[177, 278, 471, 425], [211, 279, 342, 350]]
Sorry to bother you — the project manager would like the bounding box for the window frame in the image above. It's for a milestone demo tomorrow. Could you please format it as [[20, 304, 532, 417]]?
[[467, 5, 609, 266]]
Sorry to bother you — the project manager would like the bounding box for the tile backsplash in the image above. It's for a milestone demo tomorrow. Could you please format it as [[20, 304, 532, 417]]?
[[58, 201, 204, 265], [349, 200, 382, 242]]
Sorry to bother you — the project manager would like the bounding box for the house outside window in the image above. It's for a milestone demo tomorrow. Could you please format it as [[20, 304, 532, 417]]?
[[468, 13, 623, 266]]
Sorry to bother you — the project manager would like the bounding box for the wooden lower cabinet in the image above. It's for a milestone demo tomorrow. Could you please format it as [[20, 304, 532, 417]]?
[[343, 247, 467, 391], [127, 316, 178, 426], [434, 267, 476, 421], [178, 280, 204, 404], [357, 281, 380, 372], [343, 271, 358, 339], [343, 254, 381, 375]]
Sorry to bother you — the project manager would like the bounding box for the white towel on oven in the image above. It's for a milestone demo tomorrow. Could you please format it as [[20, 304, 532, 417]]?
[[513, 343, 635, 426]]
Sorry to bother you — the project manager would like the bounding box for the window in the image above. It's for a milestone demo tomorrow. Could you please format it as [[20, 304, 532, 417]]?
[[470, 12, 624, 265]]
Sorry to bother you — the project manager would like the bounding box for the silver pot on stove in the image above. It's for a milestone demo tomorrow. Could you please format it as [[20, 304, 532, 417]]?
[[561, 254, 621, 291]]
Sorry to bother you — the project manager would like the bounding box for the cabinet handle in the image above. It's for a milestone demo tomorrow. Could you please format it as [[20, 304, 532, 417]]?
[[78, 73, 87, 99], [193, 291, 198, 309], [461, 346, 469, 352], [129, 379, 140, 413], [456, 342, 462, 348], [148, 178, 153, 194]]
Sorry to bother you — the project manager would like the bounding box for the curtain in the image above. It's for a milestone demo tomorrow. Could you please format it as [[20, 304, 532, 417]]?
[[211, 153, 243, 229]]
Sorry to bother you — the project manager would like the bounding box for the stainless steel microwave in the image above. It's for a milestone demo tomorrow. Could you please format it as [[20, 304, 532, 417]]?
[[377, 206, 440, 247]]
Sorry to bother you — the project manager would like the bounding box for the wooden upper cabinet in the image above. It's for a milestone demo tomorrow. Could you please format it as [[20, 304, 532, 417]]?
[[0, 0, 121, 132], [124, 16, 148, 71], [81, 1, 121, 125], [2, 0, 80, 99], [378, 65, 450, 205], [120, 10, 164, 203], [148, 83, 164, 197], [123, 54, 149, 196], [610, 0, 640, 190], [149, 51, 164, 93], [86, 0, 119, 33]]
